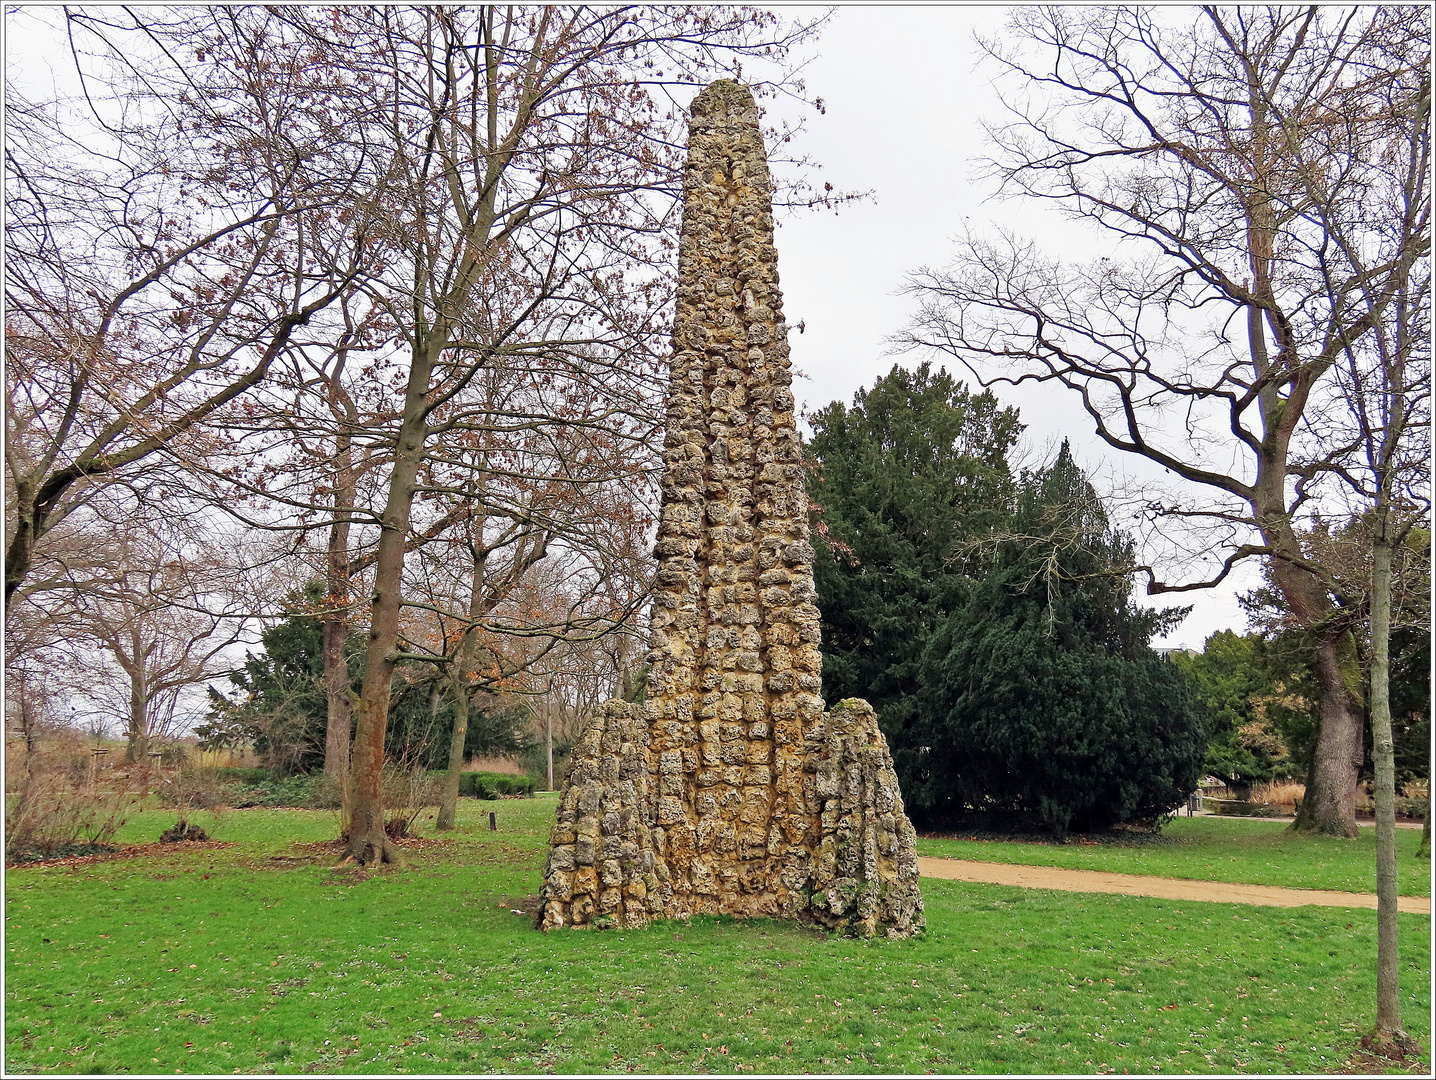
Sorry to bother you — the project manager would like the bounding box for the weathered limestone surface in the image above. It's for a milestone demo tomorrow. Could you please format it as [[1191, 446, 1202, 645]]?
[[538, 80, 922, 938]]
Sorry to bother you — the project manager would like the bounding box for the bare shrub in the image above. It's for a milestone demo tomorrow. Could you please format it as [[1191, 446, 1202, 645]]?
[[155, 765, 236, 840], [461, 756, 523, 776], [4, 730, 143, 859], [383, 764, 441, 839]]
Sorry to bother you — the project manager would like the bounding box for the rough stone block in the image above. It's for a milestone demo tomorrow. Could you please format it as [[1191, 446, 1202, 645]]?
[[537, 80, 922, 940]]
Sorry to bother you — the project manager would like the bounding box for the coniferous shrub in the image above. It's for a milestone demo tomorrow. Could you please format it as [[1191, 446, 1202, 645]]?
[[900, 443, 1207, 835]]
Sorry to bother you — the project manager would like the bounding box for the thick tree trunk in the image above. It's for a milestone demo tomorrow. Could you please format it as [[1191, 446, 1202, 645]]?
[[341, 343, 438, 867], [1262, 522, 1363, 838], [1291, 630, 1364, 837]]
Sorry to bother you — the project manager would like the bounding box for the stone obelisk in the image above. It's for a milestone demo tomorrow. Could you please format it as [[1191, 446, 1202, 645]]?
[[537, 80, 923, 938]]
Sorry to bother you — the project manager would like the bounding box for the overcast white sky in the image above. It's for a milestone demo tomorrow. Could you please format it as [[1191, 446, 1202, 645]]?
[[5, 4, 1254, 653], [765, 6, 1257, 650]]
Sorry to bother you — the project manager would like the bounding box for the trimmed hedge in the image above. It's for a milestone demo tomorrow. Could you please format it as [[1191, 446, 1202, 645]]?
[[440, 770, 536, 799]]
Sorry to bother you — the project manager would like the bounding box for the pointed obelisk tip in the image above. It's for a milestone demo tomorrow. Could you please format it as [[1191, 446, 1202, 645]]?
[[691, 78, 757, 120]]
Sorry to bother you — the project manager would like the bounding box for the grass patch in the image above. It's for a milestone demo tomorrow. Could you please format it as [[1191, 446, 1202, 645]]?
[[5, 796, 1430, 1074], [917, 816, 1432, 897]]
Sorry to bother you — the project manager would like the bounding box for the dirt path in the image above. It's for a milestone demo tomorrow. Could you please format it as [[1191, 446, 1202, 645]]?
[[916, 857, 1432, 914]]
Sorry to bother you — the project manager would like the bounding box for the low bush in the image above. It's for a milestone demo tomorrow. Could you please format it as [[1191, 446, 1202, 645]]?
[[4, 731, 142, 860], [213, 767, 272, 786], [451, 770, 536, 799], [1396, 795, 1428, 820], [227, 772, 340, 810]]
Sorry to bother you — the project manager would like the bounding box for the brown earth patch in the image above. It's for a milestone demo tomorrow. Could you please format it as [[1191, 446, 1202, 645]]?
[[1332, 1047, 1430, 1074], [917, 857, 1431, 914], [5, 840, 238, 871]]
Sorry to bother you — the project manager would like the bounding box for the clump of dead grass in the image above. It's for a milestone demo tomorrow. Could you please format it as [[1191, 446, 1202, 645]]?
[[4, 728, 145, 859], [1250, 778, 1305, 812]]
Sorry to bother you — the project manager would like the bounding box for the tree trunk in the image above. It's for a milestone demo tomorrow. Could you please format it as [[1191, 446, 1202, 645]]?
[[4, 487, 37, 612], [1368, 528, 1408, 1047], [322, 433, 356, 779], [437, 529, 488, 830], [1290, 630, 1364, 837], [436, 668, 468, 830], [125, 642, 150, 766], [1262, 520, 1363, 838], [341, 342, 438, 867]]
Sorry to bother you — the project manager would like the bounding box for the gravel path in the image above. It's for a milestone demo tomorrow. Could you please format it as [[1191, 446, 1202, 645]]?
[[916, 857, 1432, 914]]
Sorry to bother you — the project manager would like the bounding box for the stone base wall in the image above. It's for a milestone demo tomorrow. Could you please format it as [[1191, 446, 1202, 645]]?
[[537, 698, 924, 938], [803, 699, 924, 937], [538, 701, 663, 931]]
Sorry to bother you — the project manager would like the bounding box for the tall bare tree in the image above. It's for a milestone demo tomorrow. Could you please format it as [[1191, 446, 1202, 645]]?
[[167, 6, 829, 866], [3, 8, 369, 611], [903, 5, 1430, 837], [9, 496, 263, 761], [1322, 14, 1430, 1045]]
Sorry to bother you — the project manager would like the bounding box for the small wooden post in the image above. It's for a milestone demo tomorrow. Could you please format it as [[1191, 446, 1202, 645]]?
[[489, 811, 496, 832]]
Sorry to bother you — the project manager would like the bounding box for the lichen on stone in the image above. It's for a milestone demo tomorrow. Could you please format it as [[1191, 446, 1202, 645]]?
[[537, 80, 923, 939]]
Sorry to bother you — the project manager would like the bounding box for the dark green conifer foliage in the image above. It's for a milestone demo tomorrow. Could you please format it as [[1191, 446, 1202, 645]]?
[[204, 585, 530, 774], [807, 362, 1022, 739], [905, 443, 1206, 834], [812, 401, 1208, 835]]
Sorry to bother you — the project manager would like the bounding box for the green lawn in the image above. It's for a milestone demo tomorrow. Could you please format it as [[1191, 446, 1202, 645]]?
[[5, 796, 1430, 1074], [917, 816, 1433, 898]]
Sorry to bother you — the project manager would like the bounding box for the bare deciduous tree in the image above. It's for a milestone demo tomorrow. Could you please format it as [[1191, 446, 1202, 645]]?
[[11, 499, 261, 763], [188, 5, 831, 867], [903, 5, 1430, 839], [3, 8, 368, 610]]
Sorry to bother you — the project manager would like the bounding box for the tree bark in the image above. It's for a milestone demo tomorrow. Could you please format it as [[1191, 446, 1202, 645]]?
[[436, 666, 468, 831], [437, 524, 489, 830], [1369, 528, 1405, 1043], [1290, 631, 1364, 837], [1261, 533, 1364, 838], [341, 341, 438, 867], [124, 631, 150, 765], [322, 428, 356, 780]]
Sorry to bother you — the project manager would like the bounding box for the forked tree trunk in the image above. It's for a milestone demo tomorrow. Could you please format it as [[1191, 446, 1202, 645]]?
[[1242, 96, 1365, 839]]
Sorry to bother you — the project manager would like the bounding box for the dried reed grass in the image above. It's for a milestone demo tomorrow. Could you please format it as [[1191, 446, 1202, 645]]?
[[1250, 779, 1305, 810], [462, 756, 523, 775], [4, 731, 145, 858]]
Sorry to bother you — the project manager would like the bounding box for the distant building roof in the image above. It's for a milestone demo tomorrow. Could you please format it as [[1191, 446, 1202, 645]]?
[[1153, 644, 1200, 657]]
